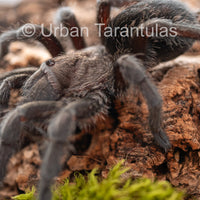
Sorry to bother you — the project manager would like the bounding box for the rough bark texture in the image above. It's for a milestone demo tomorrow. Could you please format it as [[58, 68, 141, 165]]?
[[0, 0, 200, 199]]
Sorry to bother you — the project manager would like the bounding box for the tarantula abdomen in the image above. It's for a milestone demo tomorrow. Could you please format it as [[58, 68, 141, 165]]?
[[105, 0, 196, 66]]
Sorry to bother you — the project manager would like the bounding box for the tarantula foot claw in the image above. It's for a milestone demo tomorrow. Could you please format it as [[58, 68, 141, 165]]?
[[154, 130, 171, 152]]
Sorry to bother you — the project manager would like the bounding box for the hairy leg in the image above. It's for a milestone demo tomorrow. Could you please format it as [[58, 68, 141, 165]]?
[[0, 74, 29, 106], [55, 7, 86, 50], [0, 67, 37, 110], [139, 18, 200, 40], [97, 0, 139, 27], [0, 101, 58, 182], [108, 0, 139, 7], [39, 93, 108, 200], [97, 0, 141, 44], [97, 0, 111, 43], [0, 24, 64, 58], [21, 69, 44, 96], [117, 55, 171, 151], [0, 67, 37, 83]]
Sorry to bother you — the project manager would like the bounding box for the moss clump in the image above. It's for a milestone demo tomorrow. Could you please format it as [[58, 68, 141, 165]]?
[[12, 161, 184, 200], [12, 187, 36, 200]]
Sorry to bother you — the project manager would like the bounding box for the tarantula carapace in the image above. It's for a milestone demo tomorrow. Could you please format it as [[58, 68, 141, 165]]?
[[0, 0, 200, 199]]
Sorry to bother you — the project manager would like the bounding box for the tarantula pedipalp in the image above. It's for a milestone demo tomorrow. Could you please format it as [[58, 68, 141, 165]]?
[[0, 0, 200, 199]]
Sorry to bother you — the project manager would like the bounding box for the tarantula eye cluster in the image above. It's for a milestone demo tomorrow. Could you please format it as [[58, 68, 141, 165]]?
[[46, 59, 55, 67]]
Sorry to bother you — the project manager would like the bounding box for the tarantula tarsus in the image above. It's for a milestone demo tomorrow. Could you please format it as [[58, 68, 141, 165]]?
[[0, 0, 200, 199]]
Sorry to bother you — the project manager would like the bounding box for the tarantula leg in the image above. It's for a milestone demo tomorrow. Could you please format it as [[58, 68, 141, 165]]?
[[0, 67, 37, 83], [55, 7, 86, 50], [0, 67, 37, 108], [117, 54, 171, 151], [39, 94, 107, 200], [0, 24, 64, 58], [107, 0, 139, 7], [96, 0, 139, 42], [0, 101, 57, 182], [97, 0, 111, 43], [0, 74, 29, 106], [21, 69, 44, 96], [139, 18, 200, 40], [0, 67, 37, 109], [0, 31, 17, 59]]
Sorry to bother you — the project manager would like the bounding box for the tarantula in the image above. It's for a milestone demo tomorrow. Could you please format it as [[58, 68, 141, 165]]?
[[0, 0, 200, 199]]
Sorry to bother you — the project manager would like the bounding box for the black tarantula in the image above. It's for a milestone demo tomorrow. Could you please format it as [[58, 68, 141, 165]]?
[[0, 0, 200, 199]]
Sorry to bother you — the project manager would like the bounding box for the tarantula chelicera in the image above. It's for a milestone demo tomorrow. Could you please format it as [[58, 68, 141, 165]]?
[[0, 0, 200, 199]]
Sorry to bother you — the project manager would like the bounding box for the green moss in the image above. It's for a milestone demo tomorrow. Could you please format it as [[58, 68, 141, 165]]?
[[12, 161, 184, 200], [12, 187, 36, 200]]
